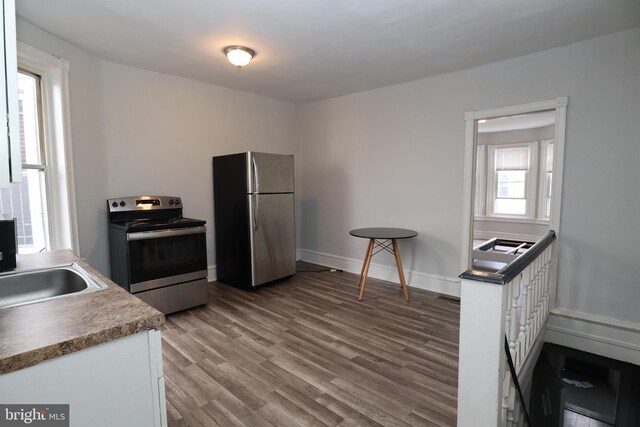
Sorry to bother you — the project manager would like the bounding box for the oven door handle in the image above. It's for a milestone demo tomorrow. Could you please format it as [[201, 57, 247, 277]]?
[[127, 226, 206, 241]]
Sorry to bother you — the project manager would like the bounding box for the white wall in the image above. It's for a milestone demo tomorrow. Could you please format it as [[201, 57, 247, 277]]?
[[17, 19, 298, 276], [297, 28, 640, 329], [297, 82, 465, 294], [99, 61, 298, 274], [17, 18, 109, 272]]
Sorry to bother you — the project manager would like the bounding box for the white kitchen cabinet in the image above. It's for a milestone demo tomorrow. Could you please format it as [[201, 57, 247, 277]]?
[[0, 0, 21, 187], [0, 330, 167, 427]]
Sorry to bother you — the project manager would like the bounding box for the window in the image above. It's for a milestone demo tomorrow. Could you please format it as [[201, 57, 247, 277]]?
[[476, 140, 553, 221], [493, 146, 530, 216], [0, 43, 77, 254], [0, 71, 49, 253]]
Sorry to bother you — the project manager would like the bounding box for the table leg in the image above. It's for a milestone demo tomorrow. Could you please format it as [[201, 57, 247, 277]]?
[[358, 239, 374, 288], [392, 239, 410, 302], [358, 238, 375, 301]]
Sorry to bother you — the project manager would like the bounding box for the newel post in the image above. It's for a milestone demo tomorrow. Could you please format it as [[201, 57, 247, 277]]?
[[457, 278, 508, 427]]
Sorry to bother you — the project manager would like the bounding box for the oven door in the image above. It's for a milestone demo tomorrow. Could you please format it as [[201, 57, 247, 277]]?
[[126, 226, 207, 292]]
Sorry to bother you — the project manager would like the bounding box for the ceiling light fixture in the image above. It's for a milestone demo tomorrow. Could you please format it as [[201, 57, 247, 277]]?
[[223, 46, 256, 68]]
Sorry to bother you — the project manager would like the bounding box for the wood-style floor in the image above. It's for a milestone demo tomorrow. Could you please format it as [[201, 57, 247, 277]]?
[[161, 264, 461, 426]]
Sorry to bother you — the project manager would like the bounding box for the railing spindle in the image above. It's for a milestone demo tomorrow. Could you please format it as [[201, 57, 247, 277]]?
[[543, 246, 551, 315], [502, 367, 510, 423], [532, 256, 540, 337], [536, 254, 544, 333], [505, 275, 513, 344], [509, 276, 520, 366], [518, 273, 528, 366], [525, 264, 534, 351]]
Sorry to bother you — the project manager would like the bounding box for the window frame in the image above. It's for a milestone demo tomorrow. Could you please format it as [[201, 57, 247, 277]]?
[[16, 68, 51, 251], [18, 68, 47, 169], [16, 42, 78, 252]]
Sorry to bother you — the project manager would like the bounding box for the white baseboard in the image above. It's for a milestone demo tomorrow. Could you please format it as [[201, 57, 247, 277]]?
[[545, 308, 640, 365], [207, 265, 217, 282], [473, 230, 541, 243], [298, 248, 461, 297]]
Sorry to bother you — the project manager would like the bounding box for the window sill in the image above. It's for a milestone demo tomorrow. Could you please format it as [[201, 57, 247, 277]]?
[[474, 216, 549, 225]]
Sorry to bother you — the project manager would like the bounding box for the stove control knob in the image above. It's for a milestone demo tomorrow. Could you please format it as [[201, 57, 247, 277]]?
[[111, 202, 118, 208], [175, 199, 181, 205], [119, 201, 126, 207], [168, 199, 174, 205]]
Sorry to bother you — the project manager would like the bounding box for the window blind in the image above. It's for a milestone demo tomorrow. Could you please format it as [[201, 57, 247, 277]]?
[[495, 146, 529, 170]]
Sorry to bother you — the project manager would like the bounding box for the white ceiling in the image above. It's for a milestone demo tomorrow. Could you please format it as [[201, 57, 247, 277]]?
[[478, 111, 556, 133], [16, 0, 640, 104]]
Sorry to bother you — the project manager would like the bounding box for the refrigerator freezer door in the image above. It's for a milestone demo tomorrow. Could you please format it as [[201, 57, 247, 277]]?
[[247, 152, 294, 194], [248, 193, 296, 286]]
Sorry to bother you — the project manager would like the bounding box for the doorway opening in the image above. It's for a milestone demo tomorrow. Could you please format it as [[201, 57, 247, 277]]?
[[460, 98, 567, 299]]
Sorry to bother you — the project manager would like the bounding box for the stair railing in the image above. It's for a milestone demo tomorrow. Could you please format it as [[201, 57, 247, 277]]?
[[457, 231, 556, 426]]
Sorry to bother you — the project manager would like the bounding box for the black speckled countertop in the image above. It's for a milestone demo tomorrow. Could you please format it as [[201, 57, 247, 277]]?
[[0, 250, 164, 374]]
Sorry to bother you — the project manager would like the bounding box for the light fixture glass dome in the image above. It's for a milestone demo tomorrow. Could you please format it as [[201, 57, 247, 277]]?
[[223, 46, 256, 67]]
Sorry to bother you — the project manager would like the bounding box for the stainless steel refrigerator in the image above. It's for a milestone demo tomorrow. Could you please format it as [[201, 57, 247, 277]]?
[[212, 152, 295, 289]]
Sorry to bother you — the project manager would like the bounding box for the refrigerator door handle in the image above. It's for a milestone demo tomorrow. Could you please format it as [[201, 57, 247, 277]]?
[[252, 156, 259, 194], [251, 194, 260, 230]]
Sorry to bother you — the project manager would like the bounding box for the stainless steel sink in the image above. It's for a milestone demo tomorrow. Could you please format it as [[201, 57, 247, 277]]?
[[0, 263, 107, 309]]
